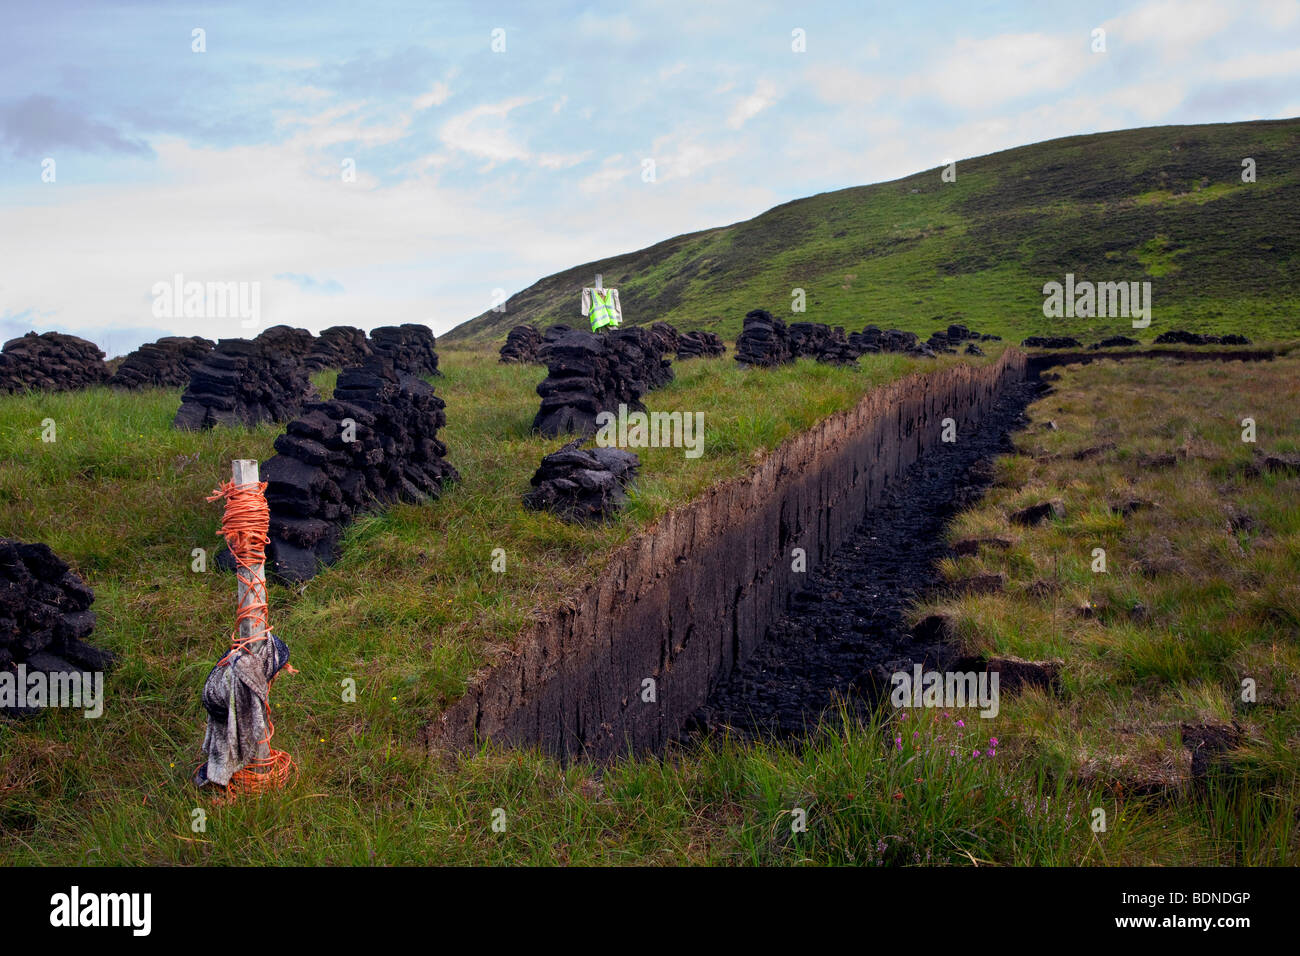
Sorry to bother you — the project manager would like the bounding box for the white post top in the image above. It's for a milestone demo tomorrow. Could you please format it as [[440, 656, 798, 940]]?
[[594, 273, 603, 290], [232, 459, 259, 485]]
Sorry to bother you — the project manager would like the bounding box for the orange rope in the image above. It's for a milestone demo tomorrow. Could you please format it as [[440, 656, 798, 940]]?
[[205, 478, 295, 799]]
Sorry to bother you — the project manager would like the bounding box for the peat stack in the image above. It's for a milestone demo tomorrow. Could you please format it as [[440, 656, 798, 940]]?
[[648, 322, 680, 356], [537, 324, 574, 364], [788, 322, 832, 358], [1, 539, 114, 714], [109, 335, 214, 389], [609, 326, 674, 392], [256, 325, 316, 360], [1154, 330, 1252, 346], [1089, 336, 1140, 349], [925, 330, 959, 354], [259, 358, 458, 582], [676, 330, 726, 360], [305, 326, 372, 371], [0, 332, 109, 394], [523, 438, 640, 524], [735, 309, 792, 367], [531, 327, 673, 438], [369, 324, 440, 376], [849, 325, 883, 354], [816, 326, 862, 365], [499, 325, 544, 364], [173, 338, 318, 430]]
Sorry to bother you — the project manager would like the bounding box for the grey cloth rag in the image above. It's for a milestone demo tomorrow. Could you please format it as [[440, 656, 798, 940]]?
[[195, 633, 290, 788]]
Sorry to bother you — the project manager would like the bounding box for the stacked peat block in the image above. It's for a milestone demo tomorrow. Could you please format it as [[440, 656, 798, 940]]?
[[648, 322, 680, 356], [787, 322, 833, 358], [0, 332, 110, 394], [523, 438, 640, 524], [735, 309, 792, 367], [880, 329, 935, 356], [1154, 330, 1252, 345], [173, 338, 318, 430], [1, 539, 114, 714], [1021, 336, 1084, 348], [787, 322, 863, 364], [109, 336, 214, 389], [537, 324, 574, 364], [305, 326, 372, 371], [259, 357, 459, 582], [816, 327, 862, 365], [532, 327, 673, 437], [1089, 335, 1140, 349], [609, 326, 674, 392], [255, 325, 316, 360], [676, 330, 726, 360], [849, 325, 883, 354], [369, 324, 441, 376], [499, 325, 544, 364]]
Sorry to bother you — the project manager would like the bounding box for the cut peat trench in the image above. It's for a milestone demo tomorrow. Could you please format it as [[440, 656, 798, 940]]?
[[430, 350, 1030, 763], [684, 377, 1043, 742]]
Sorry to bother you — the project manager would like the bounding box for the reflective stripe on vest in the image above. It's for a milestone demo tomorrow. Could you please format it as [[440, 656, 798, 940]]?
[[589, 289, 619, 331]]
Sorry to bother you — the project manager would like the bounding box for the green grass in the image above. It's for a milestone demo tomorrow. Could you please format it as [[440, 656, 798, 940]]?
[[444, 118, 1300, 347], [3, 346, 1299, 865]]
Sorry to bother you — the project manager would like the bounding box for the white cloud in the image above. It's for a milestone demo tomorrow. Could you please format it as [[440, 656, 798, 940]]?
[[1102, 0, 1239, 62], [1213, 46, 1300, 81], [726, 79, 778, 129], [807, 65, 890, 106], [924, 32, 1095, 109], [439, 96, 536, 165], [414, 81, 452, 110]]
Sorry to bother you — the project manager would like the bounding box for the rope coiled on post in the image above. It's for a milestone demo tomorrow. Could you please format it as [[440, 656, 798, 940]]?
[[206, 479, 294, 798]]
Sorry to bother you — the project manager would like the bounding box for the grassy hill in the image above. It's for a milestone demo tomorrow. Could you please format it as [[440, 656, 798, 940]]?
[[443, 118, 1300, 345]]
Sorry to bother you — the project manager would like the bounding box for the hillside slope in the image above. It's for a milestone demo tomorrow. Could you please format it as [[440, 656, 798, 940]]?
[[443, 118, 1300, 345]]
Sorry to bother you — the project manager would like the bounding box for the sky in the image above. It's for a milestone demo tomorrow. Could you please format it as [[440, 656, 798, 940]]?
[[2, 0, 1299, 356]]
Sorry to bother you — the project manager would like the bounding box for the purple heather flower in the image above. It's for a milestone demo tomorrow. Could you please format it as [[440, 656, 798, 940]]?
[[956, 719, 965, 728]]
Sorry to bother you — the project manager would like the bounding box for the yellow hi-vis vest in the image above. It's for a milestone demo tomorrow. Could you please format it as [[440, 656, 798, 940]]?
[[589, 288, 620, 332]]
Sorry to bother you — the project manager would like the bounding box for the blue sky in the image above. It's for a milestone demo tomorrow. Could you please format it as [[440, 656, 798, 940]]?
[[2, 0, 1299, 355]]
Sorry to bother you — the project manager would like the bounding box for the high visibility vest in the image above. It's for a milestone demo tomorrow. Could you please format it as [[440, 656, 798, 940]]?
[[589, 288, 620, 331]]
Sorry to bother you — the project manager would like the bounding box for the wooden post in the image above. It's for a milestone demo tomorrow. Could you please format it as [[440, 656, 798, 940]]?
[[594, 273, 603, 290], [231, 458, 271, 768]]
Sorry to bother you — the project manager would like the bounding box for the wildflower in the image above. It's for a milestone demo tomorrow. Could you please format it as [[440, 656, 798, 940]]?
[[913, 731, 919, 738], [990, 737, 999, 747], [895, 735, 903, 750], [900, 711, 908, 720], [972, 749, 980, 757], [956, 719, 965, 728], [986, 748, 995, 757]]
